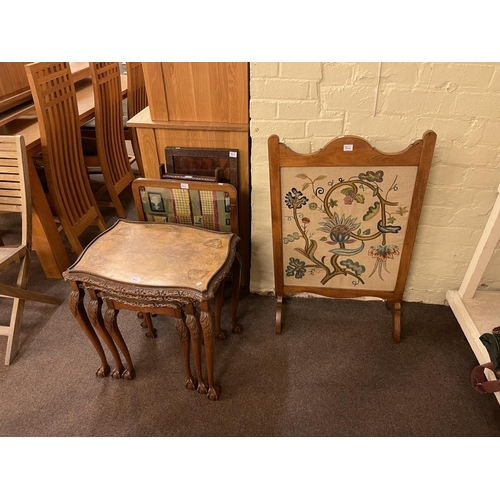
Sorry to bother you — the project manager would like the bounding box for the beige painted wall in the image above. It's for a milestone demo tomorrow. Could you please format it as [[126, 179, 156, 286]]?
[[249, 62, 500, 304]]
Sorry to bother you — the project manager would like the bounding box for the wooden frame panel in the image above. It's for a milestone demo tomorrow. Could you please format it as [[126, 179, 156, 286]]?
[[131, 177, 238, 236], [164, 146, 239, 188], [268, 131, 437, 341]]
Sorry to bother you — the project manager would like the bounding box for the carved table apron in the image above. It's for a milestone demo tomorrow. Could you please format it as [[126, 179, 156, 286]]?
[[63, 220, 240, 401]]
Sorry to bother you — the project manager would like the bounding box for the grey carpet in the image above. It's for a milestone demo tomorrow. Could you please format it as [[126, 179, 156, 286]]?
[[2, 270, 500, 436]]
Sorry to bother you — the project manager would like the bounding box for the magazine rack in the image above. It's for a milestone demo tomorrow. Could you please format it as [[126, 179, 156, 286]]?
[[268, 130, 437, 342]]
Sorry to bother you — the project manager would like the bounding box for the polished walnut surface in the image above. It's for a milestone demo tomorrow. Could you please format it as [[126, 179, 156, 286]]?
[[66, 220, 239, 295]]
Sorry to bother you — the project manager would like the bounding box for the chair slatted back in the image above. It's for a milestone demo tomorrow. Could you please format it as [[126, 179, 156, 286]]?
[[132, 178, 239, 236], [0, 135, 30, 248], [25, 62, 104, 253], [126, 62, 148, 119], [125, 62, 147, 177], [90, 62, 134, 188]]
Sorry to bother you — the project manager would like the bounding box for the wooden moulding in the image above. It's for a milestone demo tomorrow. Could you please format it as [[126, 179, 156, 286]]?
[[268, 130, 437, 342]]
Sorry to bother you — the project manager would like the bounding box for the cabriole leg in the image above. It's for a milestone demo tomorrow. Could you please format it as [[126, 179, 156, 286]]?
[[104, 304, 135, 380], [214, 282, 227, 339], [184, 304, 207, 395], [200, 300, 220, 401], [68, 285, 110, 378], [87, 293, 125, 379], [231, 254, 243, 334], [174, 309, 197, 390]]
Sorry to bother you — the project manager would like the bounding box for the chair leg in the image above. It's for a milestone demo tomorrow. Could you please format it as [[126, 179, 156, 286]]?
[[4, 253, 30, 365], [107, 189, 127, 219]]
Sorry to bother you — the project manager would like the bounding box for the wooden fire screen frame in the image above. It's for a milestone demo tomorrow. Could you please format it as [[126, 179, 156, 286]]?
[[268, 130, 437, 342]]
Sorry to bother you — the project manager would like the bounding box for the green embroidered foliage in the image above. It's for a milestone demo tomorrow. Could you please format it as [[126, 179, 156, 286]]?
[[363, 201, 380, 221], [340, 259, 366, 276]]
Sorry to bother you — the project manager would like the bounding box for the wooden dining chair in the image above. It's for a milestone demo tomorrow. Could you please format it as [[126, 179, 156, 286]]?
[[0, 135, 63, 365], [131, 177, 242, 339], [25, 62, 107, 256], [82, 62, 135, 219], [124, 62, 148, 178]]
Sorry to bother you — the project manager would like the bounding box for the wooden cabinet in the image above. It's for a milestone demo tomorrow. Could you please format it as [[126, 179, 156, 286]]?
[[127, 63, 251, 286], [0, 62, 31, 113]]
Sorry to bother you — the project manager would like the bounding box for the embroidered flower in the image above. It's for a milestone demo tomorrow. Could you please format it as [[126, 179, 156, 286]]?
[[368, 244, 400, 261], [318, 213, 361, 243], [368, 244, 400, 280], [284, 188, 308, 210]]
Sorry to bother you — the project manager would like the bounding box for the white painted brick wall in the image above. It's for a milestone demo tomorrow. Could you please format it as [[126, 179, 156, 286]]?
[[249, 62, 500, 304]]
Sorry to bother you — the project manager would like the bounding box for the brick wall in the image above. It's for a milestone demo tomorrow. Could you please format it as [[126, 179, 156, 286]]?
[[249, 62, 500, 304]]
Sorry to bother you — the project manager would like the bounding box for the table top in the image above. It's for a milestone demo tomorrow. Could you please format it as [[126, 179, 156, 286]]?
[[63, 220, 240, 302]]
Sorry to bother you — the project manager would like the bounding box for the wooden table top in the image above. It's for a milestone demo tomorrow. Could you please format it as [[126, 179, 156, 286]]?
[[64, 220, 240, 300]]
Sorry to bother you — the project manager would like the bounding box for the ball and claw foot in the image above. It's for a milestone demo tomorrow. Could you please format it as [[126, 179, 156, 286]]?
[[216, 328, 227, 340], [145, 328, 157, 338], [96, 365, 110, 378], [121, 368, 136, 380], [111, 367, 123, 379], [232, 324, 243, 334], [197, 381, 208, 395], [185, 378, 198, 390], [207, 386, 221, 401]]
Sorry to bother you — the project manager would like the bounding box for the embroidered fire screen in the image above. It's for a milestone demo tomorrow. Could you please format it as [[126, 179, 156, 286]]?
[[268, 131, 437, 342]]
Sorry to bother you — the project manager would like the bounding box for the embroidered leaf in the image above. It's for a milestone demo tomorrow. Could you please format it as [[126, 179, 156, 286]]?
[[329, 240, 365, 256], [315, 175, 327, 181], [354, 194, 365, 204], [372, 187, 379, 197], [363, 201, 380, 221], [296, 174, 309, 179], [396, 206, 409, 216], [302, 183, 310, 191], [363, 229, 371, 235], [320, 236, 328, 241], [341, 188, 354, 197], [329, 199, 338, 208], [306, 239, 318, 258]]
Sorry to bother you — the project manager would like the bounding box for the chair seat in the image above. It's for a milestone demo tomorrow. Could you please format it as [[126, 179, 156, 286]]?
[[81, 136, 98, 156], [81, 116, 129, 131], [0, 245, 26, 271]]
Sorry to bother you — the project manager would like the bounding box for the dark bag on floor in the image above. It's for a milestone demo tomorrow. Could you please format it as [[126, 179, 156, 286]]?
[[471, 332, 500, 394]]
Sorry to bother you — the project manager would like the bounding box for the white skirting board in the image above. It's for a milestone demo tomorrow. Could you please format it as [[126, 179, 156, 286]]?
[[446, 289, 500, 405]]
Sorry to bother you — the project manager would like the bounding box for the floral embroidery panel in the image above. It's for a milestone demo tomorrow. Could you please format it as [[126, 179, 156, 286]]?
[[280, 166, 418, 291]]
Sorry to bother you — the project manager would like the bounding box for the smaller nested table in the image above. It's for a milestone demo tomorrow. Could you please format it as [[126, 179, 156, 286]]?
[[63, 219, 241, 401]]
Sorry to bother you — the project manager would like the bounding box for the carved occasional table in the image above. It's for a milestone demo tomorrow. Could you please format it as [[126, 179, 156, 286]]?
[[63, 219, 241, 401]]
